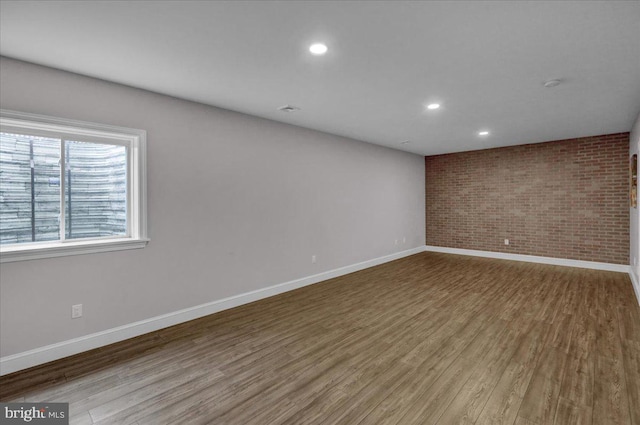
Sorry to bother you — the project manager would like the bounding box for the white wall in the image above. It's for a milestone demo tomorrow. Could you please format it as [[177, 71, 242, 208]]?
[[630, 111, 640, 301], [0, 57, 425, 358]]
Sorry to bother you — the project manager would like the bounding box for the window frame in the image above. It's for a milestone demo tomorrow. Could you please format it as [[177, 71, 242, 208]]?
[[0, 109, 148, 262]]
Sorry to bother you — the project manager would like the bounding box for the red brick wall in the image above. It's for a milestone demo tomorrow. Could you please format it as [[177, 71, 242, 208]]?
[[425, 133, 630, 264]]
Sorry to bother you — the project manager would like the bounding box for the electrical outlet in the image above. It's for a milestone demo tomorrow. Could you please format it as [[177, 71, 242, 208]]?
[[395, 239, 398, 245], [504, 239, 510, 245], [72, 304, 82, 319], [402, 237, 406, 244], [311, 255, 317, 264]]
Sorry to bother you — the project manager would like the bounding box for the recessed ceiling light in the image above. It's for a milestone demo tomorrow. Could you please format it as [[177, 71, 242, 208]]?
[[309, 43, 328, 55], [543, 79, 562, 88], [478, 131, 490, 136], [426, 103, 440, 110], [278, 105, 300, 112]]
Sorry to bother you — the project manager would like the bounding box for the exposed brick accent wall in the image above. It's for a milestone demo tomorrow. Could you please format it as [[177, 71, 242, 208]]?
[[425, 133, 630, 264]]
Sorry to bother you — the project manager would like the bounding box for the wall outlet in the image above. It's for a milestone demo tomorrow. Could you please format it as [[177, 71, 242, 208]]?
[[311, 255, 317, 264], [71, 304, 83, 319], [402, 237, 406, 244], [504, 239, 510, 245], [395, 239, 398, 245]]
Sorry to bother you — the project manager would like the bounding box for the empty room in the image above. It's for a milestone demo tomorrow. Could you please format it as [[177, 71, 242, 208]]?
[[0, 1, 639, 424]]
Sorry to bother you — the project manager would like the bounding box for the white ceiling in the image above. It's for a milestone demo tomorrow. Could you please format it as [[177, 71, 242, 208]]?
[[1, 1, 639, 155]]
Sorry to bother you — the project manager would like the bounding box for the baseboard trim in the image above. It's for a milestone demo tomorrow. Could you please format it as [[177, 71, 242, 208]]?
[[630, 269, 640, 306], [423, 245, 630, 273], [0, 246, 423, 376]]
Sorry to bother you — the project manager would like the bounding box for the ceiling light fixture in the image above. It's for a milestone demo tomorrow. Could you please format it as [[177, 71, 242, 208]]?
[[278, 105, 300, 112], [478, 131, 490, 136], [426, 103, 440, 110], [309, 43, 328, 55], [543, 79, 562, 88]]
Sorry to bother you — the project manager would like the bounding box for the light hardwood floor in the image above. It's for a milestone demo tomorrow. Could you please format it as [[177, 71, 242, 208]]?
[[1, 252, 639, 425]]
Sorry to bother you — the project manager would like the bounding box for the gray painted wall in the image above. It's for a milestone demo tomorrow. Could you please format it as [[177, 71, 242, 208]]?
[[0, 57, 425, 357], [630, 112, 640, 286]]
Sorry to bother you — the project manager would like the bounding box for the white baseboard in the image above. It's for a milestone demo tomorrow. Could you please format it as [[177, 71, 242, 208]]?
[[630, 269, 640, 306], [424, 245, 631, 273], [0, 246, 424, 376]]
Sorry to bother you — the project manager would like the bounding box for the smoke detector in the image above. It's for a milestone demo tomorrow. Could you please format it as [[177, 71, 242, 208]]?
[[543, 79, 562, 88], [278, 105, 300, 112]]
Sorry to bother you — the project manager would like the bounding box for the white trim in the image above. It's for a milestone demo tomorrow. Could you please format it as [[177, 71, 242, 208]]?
[[0, 246, 423, 376], [630, 269, 640, 306], [424, 245, 630, 273], [0, 238, 149, 263], [0, 109, 148, 262], [0, 109, 145, 142]]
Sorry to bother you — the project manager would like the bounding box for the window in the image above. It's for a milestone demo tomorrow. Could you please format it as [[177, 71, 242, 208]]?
[[0, 110, 148, 262]]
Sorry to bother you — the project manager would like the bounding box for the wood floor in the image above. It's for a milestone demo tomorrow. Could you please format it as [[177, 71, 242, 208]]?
[[1, 252, 639, 425]]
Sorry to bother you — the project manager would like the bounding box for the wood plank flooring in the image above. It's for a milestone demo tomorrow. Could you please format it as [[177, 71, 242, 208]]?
[[1, 252, 639, 425]]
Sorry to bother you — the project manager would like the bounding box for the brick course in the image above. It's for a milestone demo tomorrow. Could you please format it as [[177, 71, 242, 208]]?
[[425, 133, 630, 264]]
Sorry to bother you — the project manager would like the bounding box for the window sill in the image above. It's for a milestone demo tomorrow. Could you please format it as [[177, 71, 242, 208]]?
[[0, 238, 150, 263]]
